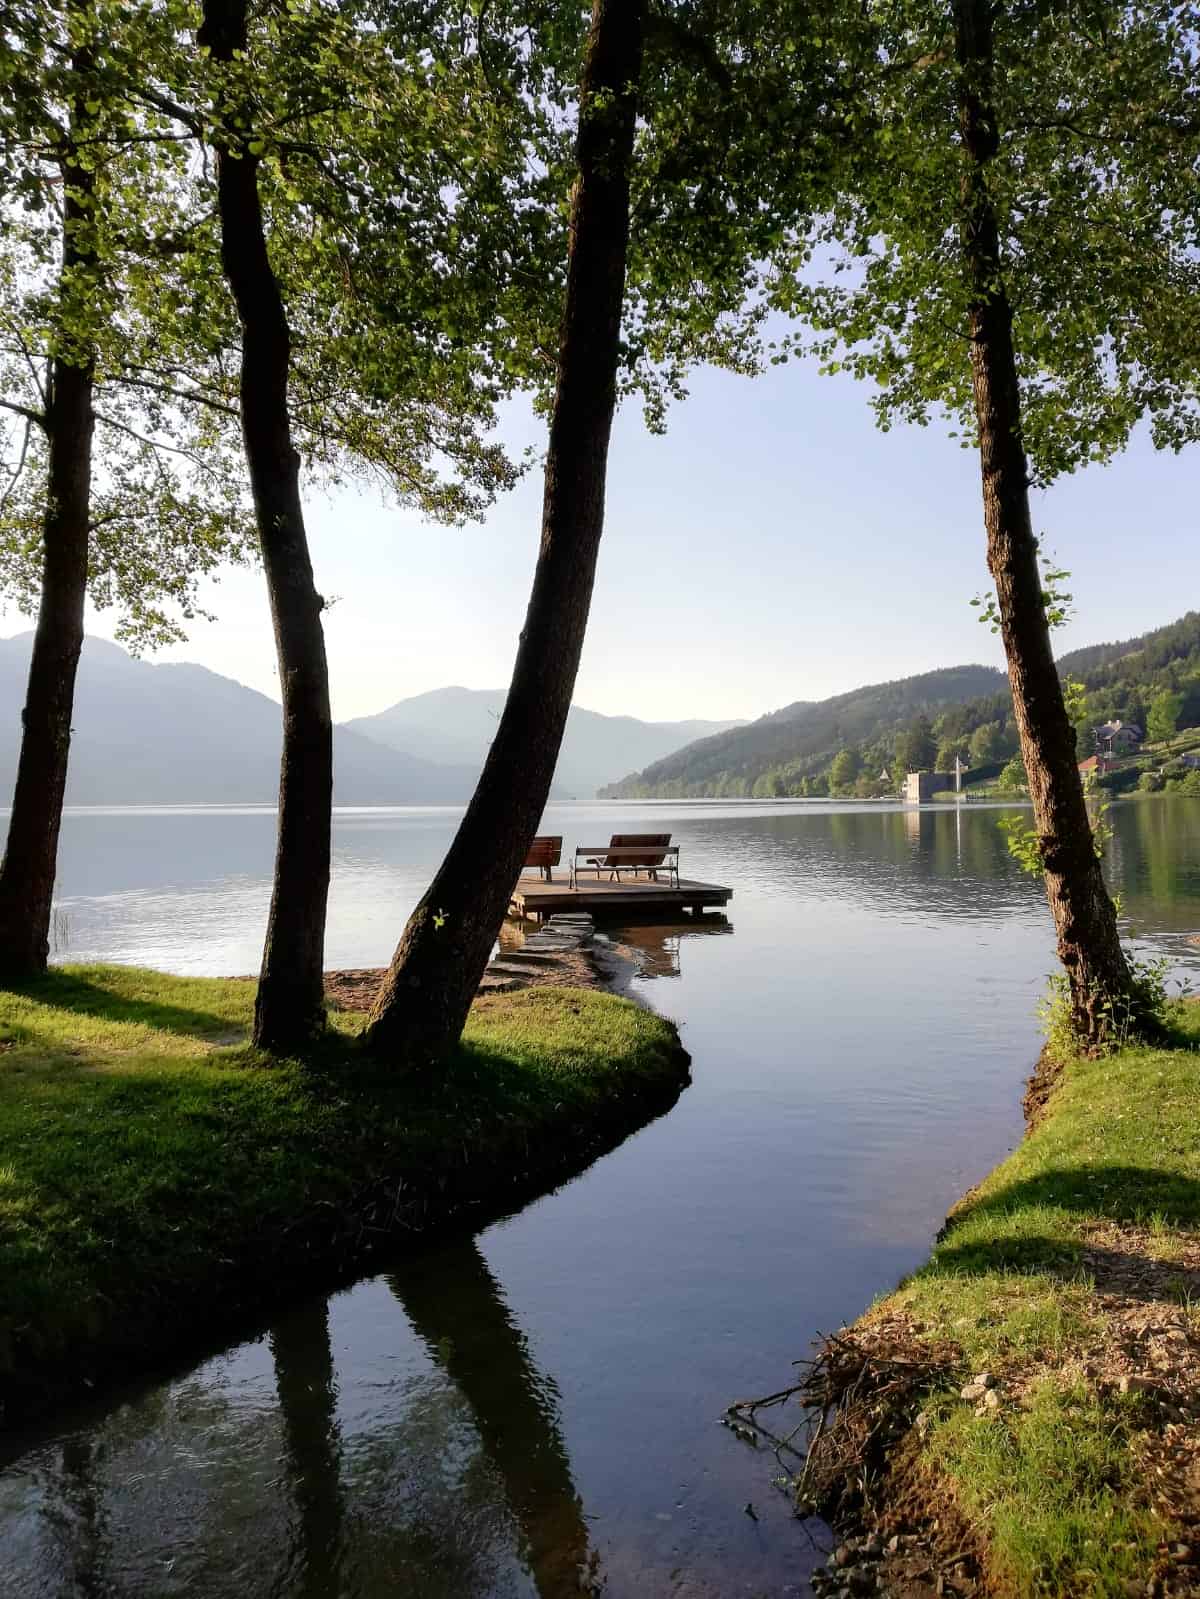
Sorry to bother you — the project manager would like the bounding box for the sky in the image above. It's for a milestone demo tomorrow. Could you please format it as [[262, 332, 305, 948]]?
[[26, 331, 1200, 725]]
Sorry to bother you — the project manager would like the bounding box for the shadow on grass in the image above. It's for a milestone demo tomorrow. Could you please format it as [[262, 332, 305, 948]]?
[[930, 1167, 1200, 1297], [932, 1235, 1200, 1306], [950, 1167, 1200, 1232], [9, 970, 245, 1041]]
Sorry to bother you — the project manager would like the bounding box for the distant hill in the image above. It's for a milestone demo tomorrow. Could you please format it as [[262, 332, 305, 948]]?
[[601, 663, 1006, 796], [601, 612, 1200, 798], [344, 685, 744, 798], [0, 635, 484, 805]]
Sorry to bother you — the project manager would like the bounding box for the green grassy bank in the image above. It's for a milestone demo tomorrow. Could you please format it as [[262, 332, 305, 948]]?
[[851, 1005, 1200, 1597], [0, 965, 688, 1424]]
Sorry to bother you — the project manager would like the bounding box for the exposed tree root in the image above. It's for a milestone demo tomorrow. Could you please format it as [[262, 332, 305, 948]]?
[[726, 1318, 988, 1597]]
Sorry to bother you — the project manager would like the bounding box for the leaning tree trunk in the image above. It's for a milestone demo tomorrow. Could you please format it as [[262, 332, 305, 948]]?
[[0, 53, 97, 980], [201, 0, 332, 1052], [363, 0, 644, 1062], [954, 0, 1140, 1046]]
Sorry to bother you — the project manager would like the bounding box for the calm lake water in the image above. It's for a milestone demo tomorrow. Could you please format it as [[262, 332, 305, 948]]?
[[3, 798, 1198, 1598]]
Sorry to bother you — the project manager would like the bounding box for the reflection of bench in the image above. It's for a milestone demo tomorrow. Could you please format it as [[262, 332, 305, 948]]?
[[524, 836, 562, 882], [572, 834, 679, 888]]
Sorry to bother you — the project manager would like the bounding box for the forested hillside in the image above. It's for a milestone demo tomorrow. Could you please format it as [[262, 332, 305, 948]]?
[[601, 613, 1200, 798]]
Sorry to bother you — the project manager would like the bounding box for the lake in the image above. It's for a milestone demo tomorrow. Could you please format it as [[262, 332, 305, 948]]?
[[2, 798, 1198, 1598]]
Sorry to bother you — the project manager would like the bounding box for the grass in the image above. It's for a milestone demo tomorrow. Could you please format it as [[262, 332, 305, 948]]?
[[0, 964, 687, 1419], [876, 1002, 1200, 1597]]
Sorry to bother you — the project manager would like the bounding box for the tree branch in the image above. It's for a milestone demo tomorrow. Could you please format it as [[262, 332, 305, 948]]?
[[114, 371, 240, 418], [92, 409, 227, 484], [0, 397, 45, 428], [129, 84, 204, 137], [0, 417, 35, 518]]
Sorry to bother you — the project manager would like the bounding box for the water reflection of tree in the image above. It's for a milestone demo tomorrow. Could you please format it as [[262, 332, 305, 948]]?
[[51, 1434, 110, 1595], [270, 1299, 345, 1598], [1109, 801, 1200, 938], [613, 913, 732, 979], [10, 1364, 283, 1598], [388, 1240, 596, 1599], [732, 807, 1041, 920]]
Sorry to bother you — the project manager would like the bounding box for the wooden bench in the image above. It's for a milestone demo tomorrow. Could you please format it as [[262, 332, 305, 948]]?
[[523, 835, 562, 882], [572, 833, 679, 888]]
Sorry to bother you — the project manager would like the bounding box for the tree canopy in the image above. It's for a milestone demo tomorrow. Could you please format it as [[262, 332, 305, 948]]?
[[771, 0, 1200, 481]]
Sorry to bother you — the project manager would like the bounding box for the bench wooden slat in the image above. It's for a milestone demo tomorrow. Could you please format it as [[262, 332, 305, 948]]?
[[571, 834, 679, 887], [523, 835, 562, 882]]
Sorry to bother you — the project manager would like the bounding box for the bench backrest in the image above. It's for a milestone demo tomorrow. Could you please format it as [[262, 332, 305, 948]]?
[[525, 835, 562, 868], [606, 832, 671, 866]]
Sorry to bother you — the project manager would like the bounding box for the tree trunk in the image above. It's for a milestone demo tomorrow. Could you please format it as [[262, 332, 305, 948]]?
[[363, 0, 645, 1062], [201, 0, 332, 1052], [0, 52, 96, 980], [954, 0, 1141, 1046]]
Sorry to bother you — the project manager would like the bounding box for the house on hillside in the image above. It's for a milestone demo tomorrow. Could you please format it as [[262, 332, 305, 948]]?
[[1078, 754, 1112, 778], [1095, 720, 1142, 755]]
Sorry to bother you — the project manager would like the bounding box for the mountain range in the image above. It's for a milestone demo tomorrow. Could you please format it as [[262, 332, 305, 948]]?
[[0, 635, 486, 805], [6, 612, 1197, 807], [0, 635, 741, 805], [344, 686, 743, 799]]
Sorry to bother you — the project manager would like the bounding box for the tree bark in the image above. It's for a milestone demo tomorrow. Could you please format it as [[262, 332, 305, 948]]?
[[363, 0, 645, 1062], [201, 0, 332, 1052], [954, 0, 1141, 1046], [0, 49, 96, 980]]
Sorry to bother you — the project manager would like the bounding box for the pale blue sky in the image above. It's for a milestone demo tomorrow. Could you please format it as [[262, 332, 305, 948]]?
[[76, 326, 1199, 724]]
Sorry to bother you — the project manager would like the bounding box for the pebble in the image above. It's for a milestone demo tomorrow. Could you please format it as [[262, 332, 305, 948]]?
[[1119, 1374, 1157, 1396], [959, 1372, 996, 1402]]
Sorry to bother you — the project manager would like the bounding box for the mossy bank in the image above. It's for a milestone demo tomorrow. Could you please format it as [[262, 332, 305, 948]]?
[[0, 965, 688, 1426], [789, 1005, 1200, 1599]]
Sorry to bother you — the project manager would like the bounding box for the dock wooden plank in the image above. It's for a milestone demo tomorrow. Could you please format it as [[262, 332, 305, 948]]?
[[508, 873, 732, 921]]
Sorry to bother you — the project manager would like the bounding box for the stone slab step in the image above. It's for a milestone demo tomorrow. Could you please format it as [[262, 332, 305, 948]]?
[[479, 974, 524, 993], [485, 962, 543, 981]]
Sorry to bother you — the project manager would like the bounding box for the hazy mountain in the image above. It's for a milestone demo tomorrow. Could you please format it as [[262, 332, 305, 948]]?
[[601, 663, 1008, 796], [344, 685, 745, 798], [0, 634, 485, 805]]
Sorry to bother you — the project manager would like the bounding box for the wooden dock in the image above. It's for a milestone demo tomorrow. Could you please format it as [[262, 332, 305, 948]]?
[[509, 873, 733, 922]]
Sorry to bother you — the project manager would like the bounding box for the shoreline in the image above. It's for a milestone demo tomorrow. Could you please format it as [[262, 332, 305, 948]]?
[[757, 1005, 1200, 1599], [0, 966, 688, 1431], [320, 922, 647, 1013]]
